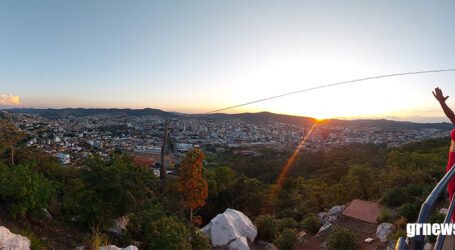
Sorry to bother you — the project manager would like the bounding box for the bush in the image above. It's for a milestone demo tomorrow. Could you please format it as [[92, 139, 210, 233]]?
[[380, 187, 406, 207], [376, 209, 392, 224], [404, 183, 424, 197], [254, 214, 279, 242], [398, 203, 419, 221], [143, 216, 192, 249], [191, 231, 211, 250], [0, 162, 55, 218], [275, 229, 297, 250], [327, 226, 359, 250], [302, 216, 321, 234], [277, 217, 298, 231]]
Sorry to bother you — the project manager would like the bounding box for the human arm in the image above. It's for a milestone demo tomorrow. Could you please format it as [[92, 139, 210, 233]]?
[[433, 87, 455, 125]]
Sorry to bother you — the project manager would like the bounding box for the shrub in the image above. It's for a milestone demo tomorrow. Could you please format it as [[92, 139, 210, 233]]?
[[404, 183, 424, 197], [380, 186, 406, 207], [302, 216, 321, 234], [327, 226, 359, 250], [277, 217, 298, 231], [254, 214, 279, 242], [191, 231, 211, 250], [143, 216, 192, 249], [398, 203, 419, 221], [394, 217, 407, 230], [0, 162, 55, 218], [376, 209, 392, 224], [275, 229, 297, 250]]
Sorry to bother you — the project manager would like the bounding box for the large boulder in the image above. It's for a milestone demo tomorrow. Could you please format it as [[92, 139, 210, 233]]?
[[328, 205, 345, 216], [0, 226, 31, 250], [228, 236, 249, 250], [201, 208, 257, 248], [376, 223, 395, 242]]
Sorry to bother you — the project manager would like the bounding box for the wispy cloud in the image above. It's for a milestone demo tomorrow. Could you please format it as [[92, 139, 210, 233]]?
[[0, 94, 22, 106]]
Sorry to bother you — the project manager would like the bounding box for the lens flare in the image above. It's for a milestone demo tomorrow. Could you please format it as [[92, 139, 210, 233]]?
[[263, 121, 318, 213]]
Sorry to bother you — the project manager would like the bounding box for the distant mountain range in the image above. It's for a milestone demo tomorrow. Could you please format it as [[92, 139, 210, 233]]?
[[3, 108, 454, 130]]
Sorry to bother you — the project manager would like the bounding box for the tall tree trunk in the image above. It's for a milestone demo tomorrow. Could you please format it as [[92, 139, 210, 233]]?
[[190, 208, 193, 222], [159, 120, 169, 193]]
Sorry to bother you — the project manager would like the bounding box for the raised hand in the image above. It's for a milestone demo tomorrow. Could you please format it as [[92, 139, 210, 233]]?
[[433, 87, 449, 102]]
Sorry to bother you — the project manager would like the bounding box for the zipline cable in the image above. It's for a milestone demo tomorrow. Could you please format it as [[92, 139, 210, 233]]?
[[206, 68, 455, 114]]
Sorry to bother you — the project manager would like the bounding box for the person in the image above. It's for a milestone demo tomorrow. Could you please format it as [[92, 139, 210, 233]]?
[[433, 87, 455, 222]]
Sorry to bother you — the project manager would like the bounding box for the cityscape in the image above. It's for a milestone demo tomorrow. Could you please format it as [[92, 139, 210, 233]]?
[[4, 110, 451, 170]]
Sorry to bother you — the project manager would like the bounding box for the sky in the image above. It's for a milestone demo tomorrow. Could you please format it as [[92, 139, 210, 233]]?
[[1, 0, 455, 122]]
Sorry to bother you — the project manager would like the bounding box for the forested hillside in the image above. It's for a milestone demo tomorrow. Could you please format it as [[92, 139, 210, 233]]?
[[0, 115, 452, 249]]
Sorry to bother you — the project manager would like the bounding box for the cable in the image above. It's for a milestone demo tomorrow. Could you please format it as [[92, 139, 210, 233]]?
[[206, 68, 455, 114]]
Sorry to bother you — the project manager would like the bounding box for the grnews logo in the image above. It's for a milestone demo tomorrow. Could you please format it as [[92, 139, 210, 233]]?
[[407, 223, 455, 237]]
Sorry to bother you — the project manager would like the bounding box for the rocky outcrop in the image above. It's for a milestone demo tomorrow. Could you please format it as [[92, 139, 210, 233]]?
[[318, 205, 345, 225], [376, 223, 395, 242], [328, 205, 345, 216], [315, 223, 332, 238], [0, 226, 31, 250], [201, 208, 257, 249]]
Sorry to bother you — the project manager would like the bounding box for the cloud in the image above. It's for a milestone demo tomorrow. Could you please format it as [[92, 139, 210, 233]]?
[[0, 94, 22, 106]]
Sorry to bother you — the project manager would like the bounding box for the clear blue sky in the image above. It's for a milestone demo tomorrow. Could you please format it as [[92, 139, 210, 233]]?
[[1, 0, 455, 122]]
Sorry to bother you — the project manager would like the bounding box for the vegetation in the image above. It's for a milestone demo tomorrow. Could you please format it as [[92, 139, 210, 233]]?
[[327, 226, 359, 250], [0, 115, 452, 249]]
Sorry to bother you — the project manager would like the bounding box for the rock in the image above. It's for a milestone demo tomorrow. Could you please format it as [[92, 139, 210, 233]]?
[[73, 246, 88, 250], [228, 236, 249, 250], [99, 245, 137, 250], [376, 223, 395, 242], [205, 208, 257, 247], [365, 238, 374, 243], [318, 213, 337, 225], [200, 222, 211, 237], [328, 205, 345, 216], [440, 208, 449, 215], [107, 216, 129, 235], [423, 243, 433, 250], [0, 226, 31, 250], [315, 223, 332, 238]]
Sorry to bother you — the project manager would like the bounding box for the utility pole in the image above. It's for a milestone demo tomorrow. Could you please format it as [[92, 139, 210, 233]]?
[[160, 120, 169, 193]]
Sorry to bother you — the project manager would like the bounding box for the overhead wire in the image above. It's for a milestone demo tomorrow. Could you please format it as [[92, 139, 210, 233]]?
[[206, 68, 455, 114]]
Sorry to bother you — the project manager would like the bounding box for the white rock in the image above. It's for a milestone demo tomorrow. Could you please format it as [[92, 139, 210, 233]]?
[[0, 226, 31, 250], [364, 237, 374, 243], [256, 240, 278, 250], [318, 213, 336, 225], [328, 205, 345, 215], [423, 243, 433, 250], [206, 208, 257, 248], [107, 216, 129, 235], [228, 236, 249, 250], [440, 208, 449, 215], [200, 222, 211, 237], [315, 223, 332, 238], [376, 223, 395, 242]]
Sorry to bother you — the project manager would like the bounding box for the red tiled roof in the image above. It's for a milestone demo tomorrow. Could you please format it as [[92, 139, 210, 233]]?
[[342, 199, 383, 223]]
